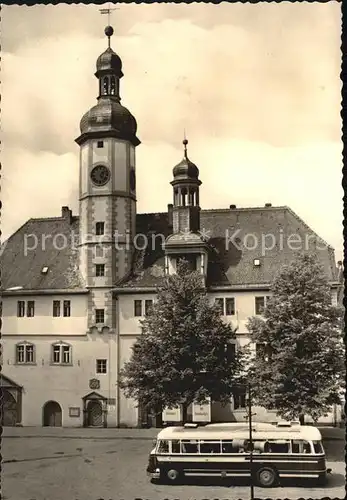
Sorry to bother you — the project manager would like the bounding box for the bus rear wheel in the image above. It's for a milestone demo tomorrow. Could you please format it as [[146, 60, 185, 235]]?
[[166, 468, 180, 482], [256, 466, 278, 487]]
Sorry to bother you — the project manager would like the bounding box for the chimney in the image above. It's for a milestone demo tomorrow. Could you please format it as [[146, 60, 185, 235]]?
[[168, 204, 173, 227], [61, 206, 72, 223], [229, 204, 237, 209], [265, 203, 272, 207]]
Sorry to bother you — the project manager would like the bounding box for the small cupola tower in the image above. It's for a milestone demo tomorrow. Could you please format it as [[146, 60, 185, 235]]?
[[76, 26, 140, 333], [171, 138, 202, 233], [164, 138, 209, 279]]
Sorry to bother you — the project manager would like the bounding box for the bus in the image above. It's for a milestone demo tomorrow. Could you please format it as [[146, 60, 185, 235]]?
[[146, 422, 329, 487]]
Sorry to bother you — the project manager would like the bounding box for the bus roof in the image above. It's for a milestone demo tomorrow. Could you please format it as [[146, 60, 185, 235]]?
[[156, 424, 322, 442]]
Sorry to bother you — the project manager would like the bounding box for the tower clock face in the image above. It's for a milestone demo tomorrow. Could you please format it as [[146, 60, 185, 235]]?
[[129, 168, 136, 191], [90, 165, 110, 186]]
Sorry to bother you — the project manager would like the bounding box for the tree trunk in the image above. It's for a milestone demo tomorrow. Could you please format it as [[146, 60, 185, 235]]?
[[299, 414, 305, 425], [182, 403, 188, 424]]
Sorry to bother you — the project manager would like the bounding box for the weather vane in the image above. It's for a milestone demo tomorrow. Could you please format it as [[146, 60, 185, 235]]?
[[99, 2, 119, 27], [99, 3, 119, 47]]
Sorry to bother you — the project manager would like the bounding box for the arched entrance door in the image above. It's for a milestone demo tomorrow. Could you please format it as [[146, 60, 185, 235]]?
[[87, 400, 102, 427], [43, 401, 62, 427], [1, 389, 18, 426]]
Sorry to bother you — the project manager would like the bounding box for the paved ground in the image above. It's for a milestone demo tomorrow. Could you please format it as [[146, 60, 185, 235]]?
[[2, 427, 345, 500]]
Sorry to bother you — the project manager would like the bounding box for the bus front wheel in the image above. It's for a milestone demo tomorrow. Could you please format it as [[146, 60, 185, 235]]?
[[256, 466, 278, 487], [166, 468, 180, 482]]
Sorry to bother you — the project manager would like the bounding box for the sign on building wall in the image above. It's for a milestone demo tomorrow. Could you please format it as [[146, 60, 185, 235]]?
[[69, 407, 81, 418], [162, 406, 182, 422], [192, 397, 211, 422]]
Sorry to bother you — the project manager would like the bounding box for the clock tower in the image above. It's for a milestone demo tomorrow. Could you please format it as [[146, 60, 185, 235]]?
[[75, 26, 140, 332]]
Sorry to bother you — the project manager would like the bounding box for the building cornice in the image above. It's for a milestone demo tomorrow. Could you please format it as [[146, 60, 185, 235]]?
[[0, 288, 89, 297], [111, 281, 341, 295]]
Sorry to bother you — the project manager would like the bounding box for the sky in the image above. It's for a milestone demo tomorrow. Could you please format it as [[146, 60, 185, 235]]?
[[1, 2, 343, 260]]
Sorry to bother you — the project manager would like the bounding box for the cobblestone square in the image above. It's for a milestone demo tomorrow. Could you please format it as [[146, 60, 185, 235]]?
[[2, 428, 345, 500]]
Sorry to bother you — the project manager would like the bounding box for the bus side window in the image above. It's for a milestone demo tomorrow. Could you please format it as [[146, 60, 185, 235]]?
[[158, 440, 169, 453], [200, 441, 221, 454], [221, 441, 234, 453], [267, 440, 290, 453], [292, 440, 301, 453], [303, 441, 312, 454], [172, 440, 180, 453], [313, 441, 324, 454], [182, 440, 198, 454]]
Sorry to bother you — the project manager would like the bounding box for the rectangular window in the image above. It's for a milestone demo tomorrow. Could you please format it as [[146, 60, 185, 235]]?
[[27, 301, 35, 317], [221, 441, 234, 453], [26, 344, 34, 363], [255, 296, 265, 315], [17, 300, 25, 317], [134, 300, 142, 317], [172, 440, 180, 453], [53, 300, 61, 317], [96, 359, 107, 374], [52, 344, 71, 365], [95, 222, 105, 235], [181, 440, 199, 454], [233, 386, 247, 410], [62, 345, 70, 364], [97, 140, 104, 148], [215, 298, 224, 315], [225, 297, 235, 316], [53, 345, 61, 364], [16, 345, 25, 363], [63, 300, 71, 317], [144, 299, 153, 316], [200, 441, 221, 454], [16, 344, 35, 364], [95, 264, 105, 277], [95, 309, 105, 323], [267, 440, 290, 454]]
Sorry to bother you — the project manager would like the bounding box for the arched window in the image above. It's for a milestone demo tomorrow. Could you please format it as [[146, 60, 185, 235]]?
[[16, 342, 35, 364], [51, 342, 72, 365], [110, 76, 116, 95], [102, 76, 109, 95]]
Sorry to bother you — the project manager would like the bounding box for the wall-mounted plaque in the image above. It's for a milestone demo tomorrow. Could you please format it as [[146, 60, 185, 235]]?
[[69, 407, 80, 418], [89, 378, 100, 390]]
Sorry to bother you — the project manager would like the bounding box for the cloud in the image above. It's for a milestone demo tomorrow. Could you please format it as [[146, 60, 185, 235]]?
[[1, 2, 343, 260]]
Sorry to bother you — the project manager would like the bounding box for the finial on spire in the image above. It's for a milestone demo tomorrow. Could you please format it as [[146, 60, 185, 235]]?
[[100, 4, 119, 48], [183, 129, 188, 159]]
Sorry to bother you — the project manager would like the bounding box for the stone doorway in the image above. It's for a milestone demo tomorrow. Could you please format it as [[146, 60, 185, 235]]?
[[43, 401, 62, 427], [0, 375, 22, 426], [82, 392, 107, 428]]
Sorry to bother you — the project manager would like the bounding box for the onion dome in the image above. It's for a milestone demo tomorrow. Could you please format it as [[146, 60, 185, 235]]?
[[173, 139, 199, 179], [96, 47, 123, 78], [79, 98, 139, 145], [76, 25, 140, 147]]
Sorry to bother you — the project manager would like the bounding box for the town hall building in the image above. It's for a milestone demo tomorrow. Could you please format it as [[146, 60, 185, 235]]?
[[0, 26, 343, 428]]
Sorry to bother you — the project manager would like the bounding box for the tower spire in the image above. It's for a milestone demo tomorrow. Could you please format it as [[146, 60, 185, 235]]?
[[183, 129, 188, 159]]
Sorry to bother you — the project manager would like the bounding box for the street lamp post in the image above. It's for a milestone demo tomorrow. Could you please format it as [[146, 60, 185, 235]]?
[[247, 382, 255, 500]]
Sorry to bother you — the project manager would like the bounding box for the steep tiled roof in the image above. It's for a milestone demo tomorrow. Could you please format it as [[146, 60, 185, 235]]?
[[0, 212, 84, 291], [0, 206, 338, 292], [119, 206, 338, 289]]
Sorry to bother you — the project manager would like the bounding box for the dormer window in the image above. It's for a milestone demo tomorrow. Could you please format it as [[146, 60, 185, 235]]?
[[177, 255, 196, 272]]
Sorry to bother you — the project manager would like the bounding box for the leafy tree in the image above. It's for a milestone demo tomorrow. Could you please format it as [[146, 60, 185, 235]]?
[[119, 260, 244, 422], [247, 253, 345, 424]]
